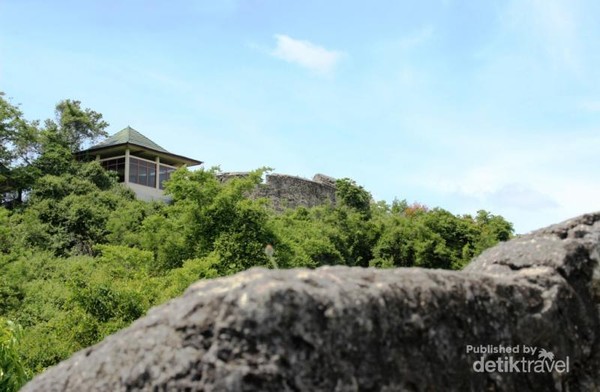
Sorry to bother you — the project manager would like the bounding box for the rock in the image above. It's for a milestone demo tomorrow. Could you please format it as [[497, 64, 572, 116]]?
[[22, 213, 600, 391], [312, 173, 337, 187]]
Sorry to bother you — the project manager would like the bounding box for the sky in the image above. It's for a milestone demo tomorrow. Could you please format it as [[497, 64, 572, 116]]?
[[1, 0, 599, 233]]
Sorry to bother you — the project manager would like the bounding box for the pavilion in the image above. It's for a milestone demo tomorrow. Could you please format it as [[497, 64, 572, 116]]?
[[76, 126, 202, 200]]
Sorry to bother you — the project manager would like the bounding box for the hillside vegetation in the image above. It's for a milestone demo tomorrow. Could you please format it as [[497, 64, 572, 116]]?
[[0, 94, 513, 388]]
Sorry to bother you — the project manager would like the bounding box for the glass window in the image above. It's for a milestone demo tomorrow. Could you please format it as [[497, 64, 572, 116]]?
[[148, 162, 156, 187], [139, 163, 147, 185], [102, 156, 173, 189], [129, 157, 157, 188], [159, 165, 175, 189], [100, 157, 125, 182], [129, 157, 138, 184]]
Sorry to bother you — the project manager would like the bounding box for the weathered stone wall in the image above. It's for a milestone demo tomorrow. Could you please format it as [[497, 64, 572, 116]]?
[[22, 212, 600, 391], [217, 172, 337, 210]]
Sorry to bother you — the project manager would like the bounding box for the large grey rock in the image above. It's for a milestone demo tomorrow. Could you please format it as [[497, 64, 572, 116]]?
[[23, 213, 600, 391]]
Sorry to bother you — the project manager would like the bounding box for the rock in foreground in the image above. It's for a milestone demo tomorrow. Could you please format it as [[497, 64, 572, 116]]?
[[23, 213, 600, 391]]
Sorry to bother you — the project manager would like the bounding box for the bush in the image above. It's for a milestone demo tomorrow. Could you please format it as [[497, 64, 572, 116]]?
[[0, 318, 30, 391]]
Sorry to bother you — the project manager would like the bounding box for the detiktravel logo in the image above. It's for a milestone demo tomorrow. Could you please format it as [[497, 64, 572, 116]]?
[[466, 344, 570, 374]]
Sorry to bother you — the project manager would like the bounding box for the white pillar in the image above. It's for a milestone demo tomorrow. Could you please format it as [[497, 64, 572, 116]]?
[[125, 149, 130, 184], [155, 157, 160, 189]]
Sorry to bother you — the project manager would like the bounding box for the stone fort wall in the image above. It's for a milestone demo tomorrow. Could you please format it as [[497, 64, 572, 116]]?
[[216, 172, 337, 210]]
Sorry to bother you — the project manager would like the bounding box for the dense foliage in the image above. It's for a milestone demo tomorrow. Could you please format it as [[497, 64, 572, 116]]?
[[0, 94, 513, 386]]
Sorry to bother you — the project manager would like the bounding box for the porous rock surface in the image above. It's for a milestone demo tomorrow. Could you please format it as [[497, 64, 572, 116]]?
[[23, 213, 600, 391]]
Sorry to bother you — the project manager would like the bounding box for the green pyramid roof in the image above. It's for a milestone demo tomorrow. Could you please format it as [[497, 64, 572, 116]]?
[[77, 126, 202, 167], [93, 126, 168, 153]]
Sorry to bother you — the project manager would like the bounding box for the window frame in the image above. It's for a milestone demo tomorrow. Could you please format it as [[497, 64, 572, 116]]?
[[99, 154, 178, 189], [99, 156, 126, 183]]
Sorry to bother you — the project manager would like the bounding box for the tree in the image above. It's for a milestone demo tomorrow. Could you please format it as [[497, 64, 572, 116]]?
[[42, 100, 108, 152], [0, 93, 40, 206], [138, 167, 275, 275], [0, 318, 30, 391], [12, 162, 134, 256], [472, 210, 514, 254], [419, 208, 477, 268], [0, 208, 12, 254], [0, 95, 109, 206], [335, 178, 372, 217], [372, 215, 452, 269]]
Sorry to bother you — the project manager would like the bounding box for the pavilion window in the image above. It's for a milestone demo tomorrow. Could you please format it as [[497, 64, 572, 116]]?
[[159, 165, 175, 189], [129, 157, 157, 187], [100, 157, 125, 182]]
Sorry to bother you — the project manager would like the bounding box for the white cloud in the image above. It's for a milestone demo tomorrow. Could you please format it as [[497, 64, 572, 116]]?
[[404, 124, 600, 233], [487, 183, 559, 210], [271, 34, 344, 75]]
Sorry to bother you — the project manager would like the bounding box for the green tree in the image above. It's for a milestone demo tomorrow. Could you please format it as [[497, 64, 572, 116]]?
[[1, 95, 109, 206], [335, 178, 372, 217], [269, 203, 380, 268], [419, 208, 478, 268], [269, 207, 342, 268], [0, 93, 40, 206], [372, 215, 452, 269], [0, 318, 30, 391], [138, 167, 275, 275], [472, 210, 514, 255], [0, 208, 12, 254], [42, 100, 108, 152], [13, 162, 134, 256]]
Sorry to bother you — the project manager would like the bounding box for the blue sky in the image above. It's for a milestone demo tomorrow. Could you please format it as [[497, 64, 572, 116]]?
[[1, 0, 599, 233]]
